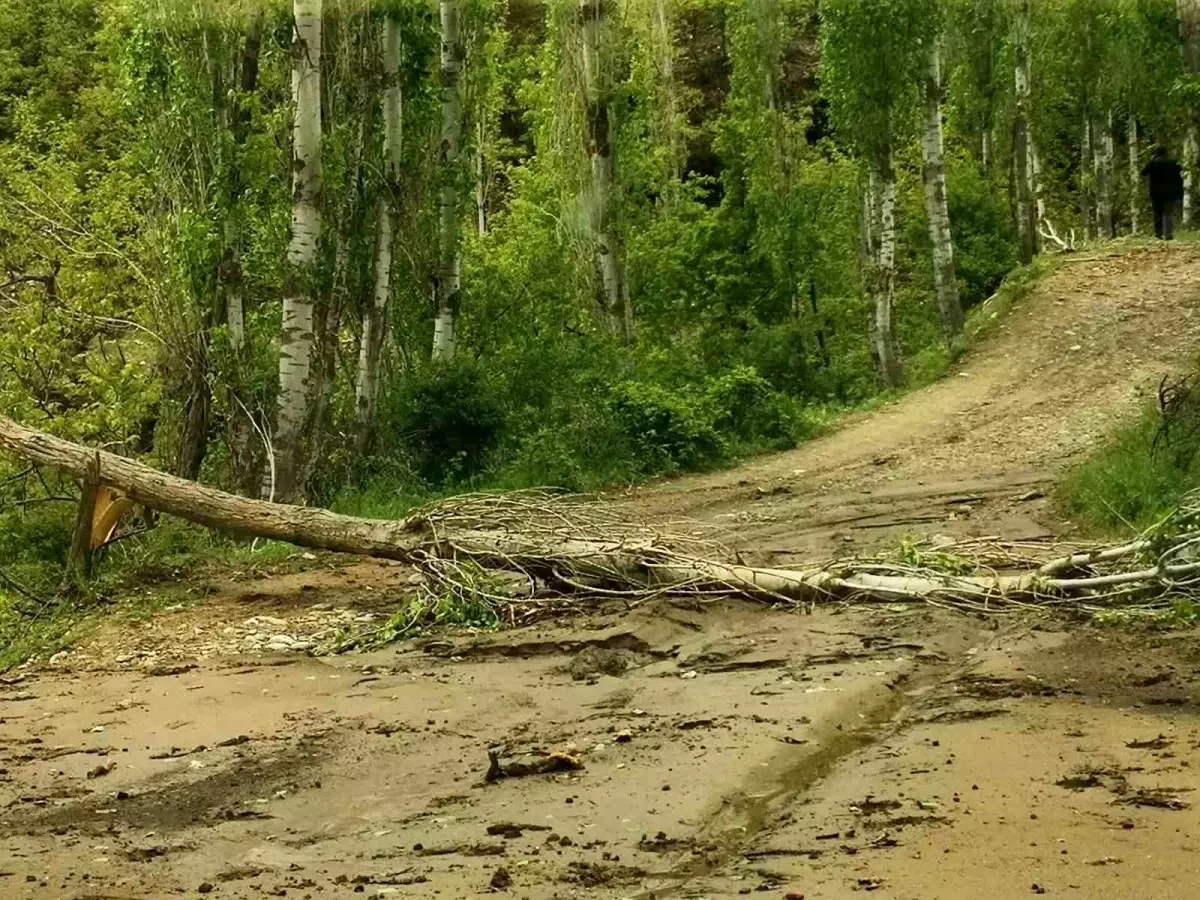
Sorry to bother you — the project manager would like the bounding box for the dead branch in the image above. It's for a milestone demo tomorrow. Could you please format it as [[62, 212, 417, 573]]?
[[1038, 218, 1077, 253]]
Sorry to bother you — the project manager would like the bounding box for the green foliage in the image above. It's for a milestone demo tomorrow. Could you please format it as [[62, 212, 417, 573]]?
[[821, 0, 938, 156], [379, 361, 508, 485], [1060, 408, 1200, 535]]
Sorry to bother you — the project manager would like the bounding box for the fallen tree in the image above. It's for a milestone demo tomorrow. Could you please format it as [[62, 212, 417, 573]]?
[[3, 415, 1199, 620]]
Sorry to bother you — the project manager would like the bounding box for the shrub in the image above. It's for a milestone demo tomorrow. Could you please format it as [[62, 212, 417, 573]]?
[[379, 361, 507, 485], [608, 380, 725, 474], [705, 365, 799, 448]]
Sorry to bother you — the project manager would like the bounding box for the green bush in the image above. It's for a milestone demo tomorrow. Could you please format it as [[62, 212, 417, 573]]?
[[609, 380, 726, 475], [1060, 408, 1200, 534], [379, 362, 507, 485], [705, 365, 800, 448]]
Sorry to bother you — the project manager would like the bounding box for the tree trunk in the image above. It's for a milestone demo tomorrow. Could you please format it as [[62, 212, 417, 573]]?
[[1080, 113, 1095, 239], [432, 0, 463, 362], [475, 119, 488, 235], [1181, 0, 1200, 227], [1128, 114, 1140, 235], [869, 145, 904, 389], [1013, 0, 1036, 265], [275, 0, 323, 504], [1031, 139, 1045, 237], [1185, 126, 1198, 229], [227, 13, 264, 496], [1093, 112, 1114, 239], [580, 0, 630, 339], [176, 362, 211, 481], [981, 129, 992, 178], [7, 417, 1186, 609], [66, 452, 101, 584], [356, 15, 402, 452], [920, 40, 964, 340], [0, 417, 421, 559], [652, 0, 683, 189]]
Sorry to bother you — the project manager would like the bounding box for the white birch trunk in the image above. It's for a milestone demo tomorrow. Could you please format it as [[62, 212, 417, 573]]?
[[1128, 114, 1140, 235], [1032, 141, 1045, 227], [355, 16, 402, 446], [1094, 112, 1114, 238], [1013, 0, 1036, 264], [432, 0, 463, 362], [870, 147, 904, 388], [1185, 126, 1198, 229], [581, 0, 629, 338], [920, 40, 963, 340], [981, 129, 992, 178], [1181, 0, 1200, 227], [225, 217, 245, 353], [475, 119, 487, 236], [275, 0, 322, 504], [1081, 113, 1094, 238], [651, 0, 682, 187]]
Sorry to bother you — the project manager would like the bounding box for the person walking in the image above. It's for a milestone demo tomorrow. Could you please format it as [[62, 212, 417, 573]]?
[[1142, 146, 1185, 240]]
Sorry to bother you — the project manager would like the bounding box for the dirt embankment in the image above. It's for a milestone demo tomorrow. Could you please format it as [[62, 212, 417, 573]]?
[[628, 244, 1200, 561], [4, 244, 1200, 899]]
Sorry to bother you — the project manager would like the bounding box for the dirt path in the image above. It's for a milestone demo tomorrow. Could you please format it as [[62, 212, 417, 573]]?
[[628, 244, 1200, 560], [5, 245, 1200, 899]]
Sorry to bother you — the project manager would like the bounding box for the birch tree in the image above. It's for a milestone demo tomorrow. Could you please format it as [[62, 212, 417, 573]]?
[[432, 0, 464, 361], [822, 0, 935, 387], [356, 13, 402, 451], [272, 0, 323, 503], [1181, 0, 1200, 227], [580, 0, 630, 339], [921, 35, 965, 340], [1013, 0, 1036, 263]]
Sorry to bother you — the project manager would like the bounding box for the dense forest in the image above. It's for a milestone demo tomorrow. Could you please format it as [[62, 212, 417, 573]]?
[[1, 0, 1199, 559]]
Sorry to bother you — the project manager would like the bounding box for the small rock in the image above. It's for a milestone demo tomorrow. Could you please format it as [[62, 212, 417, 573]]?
[[614, 730, 633, 743], [198, 883, 214, 894], [489, 867, 511, 890]]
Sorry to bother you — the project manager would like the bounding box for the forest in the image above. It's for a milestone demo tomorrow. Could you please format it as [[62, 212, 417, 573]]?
[[1, 0, 1199, 590]]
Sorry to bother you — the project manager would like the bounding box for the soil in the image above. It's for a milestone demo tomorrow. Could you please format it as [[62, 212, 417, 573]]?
[[5, 244, 1200, 899]]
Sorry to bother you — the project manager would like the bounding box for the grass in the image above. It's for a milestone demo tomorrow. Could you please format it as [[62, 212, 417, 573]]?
[[1059, 406, 1200, 538]]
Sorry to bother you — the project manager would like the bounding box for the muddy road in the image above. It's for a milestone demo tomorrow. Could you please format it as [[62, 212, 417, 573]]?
[[5, 244, 1200, 899]]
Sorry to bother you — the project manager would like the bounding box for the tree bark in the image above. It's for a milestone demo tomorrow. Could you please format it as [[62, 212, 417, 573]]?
[[227, 13, 264, 496], [67, 452, 101, 583], [475, 119, 488, 235], [1080, 113, 1095, 239], [1181, 0, 1200, 227], [0, 417, 422, 559], [356, 15, 402, 451], [275, 0, 323, 504], [1185, 126, 1198, 229], [869, 145, 904, 388], [920, 40, 964, 340], [432, 0, 463, 362], [1013, 0, 1036, 265], [1093, 112, 1114, 239], [580, 0, 631, 339], [981, 129, 992, 178], [1128, 114, 1140, 235]]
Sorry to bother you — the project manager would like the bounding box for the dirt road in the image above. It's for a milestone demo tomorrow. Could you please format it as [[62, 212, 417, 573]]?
[[631, 243, 1200, 561], [4, 244, 1200, 899]]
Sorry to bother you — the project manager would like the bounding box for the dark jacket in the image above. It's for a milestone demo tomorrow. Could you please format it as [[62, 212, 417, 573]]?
[[1143, 157, 1185, 203]]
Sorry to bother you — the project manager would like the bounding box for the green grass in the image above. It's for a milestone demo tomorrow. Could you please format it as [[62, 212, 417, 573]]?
[[1059, 407, 1200, 537]]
